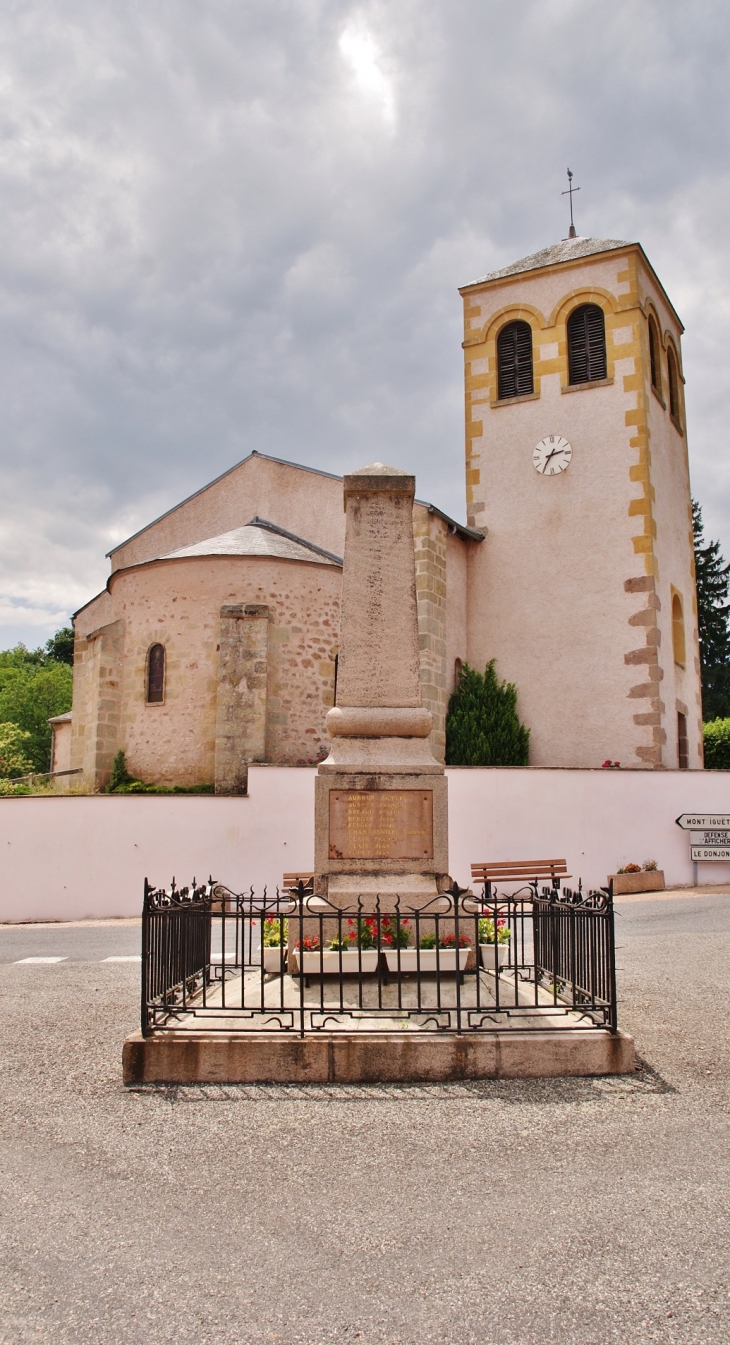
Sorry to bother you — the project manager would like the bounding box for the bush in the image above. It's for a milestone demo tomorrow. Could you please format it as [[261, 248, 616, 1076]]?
[[703, 718, 730, 769], [107, 749, 214, 794], [0, 722, 34, 778], [0, 657, 73, 771], [445, 660, 530, 767]]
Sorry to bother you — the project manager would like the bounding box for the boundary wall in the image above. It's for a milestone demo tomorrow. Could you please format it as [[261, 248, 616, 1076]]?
[[1, 766, 729, 923]]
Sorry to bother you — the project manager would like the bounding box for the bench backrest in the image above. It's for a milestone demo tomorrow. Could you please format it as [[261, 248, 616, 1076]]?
[[471, 859, 568, 884], [282, 872, 314, 892]]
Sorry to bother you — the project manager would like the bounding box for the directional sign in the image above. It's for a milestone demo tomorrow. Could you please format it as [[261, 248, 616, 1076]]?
[[690, 830, 730, 846], [676, 814, 730, 830], [691, 846, 730, 861]]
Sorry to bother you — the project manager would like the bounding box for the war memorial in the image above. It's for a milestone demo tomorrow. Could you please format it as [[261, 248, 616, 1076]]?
[[123, 462, 635, 1084]]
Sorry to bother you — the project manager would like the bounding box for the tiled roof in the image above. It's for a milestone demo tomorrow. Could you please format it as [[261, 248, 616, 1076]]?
[[464, 237, 632, 287], [160, 517, 342, 566]]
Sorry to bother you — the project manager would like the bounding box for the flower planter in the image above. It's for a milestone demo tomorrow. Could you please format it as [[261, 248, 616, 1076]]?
[[479, 943, 510, 971], [262, 946, 287, 974], [299, 949, 379, 976], [609, 871, 665, 895], [384, 948, 470, 974]]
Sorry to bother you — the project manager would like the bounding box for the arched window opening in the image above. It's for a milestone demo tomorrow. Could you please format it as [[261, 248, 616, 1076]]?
[[147, 643, 165, 704], [677, 712, 689, 770], [567, 304, 607, 385], [497, 320, 534, 400], [648, 316, 661, 395], [667, 346, 680, 424], [671, 593, 686, 667]]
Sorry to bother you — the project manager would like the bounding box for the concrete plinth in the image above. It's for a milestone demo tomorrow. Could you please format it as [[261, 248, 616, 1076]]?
[[123, 1028, 635, 1085]]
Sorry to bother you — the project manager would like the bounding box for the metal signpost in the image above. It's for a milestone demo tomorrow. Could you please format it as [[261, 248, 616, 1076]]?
[[675, 815, 730, 884]]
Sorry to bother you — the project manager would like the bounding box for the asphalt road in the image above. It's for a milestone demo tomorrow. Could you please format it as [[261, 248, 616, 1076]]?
[[0, 893, 728, 1345]]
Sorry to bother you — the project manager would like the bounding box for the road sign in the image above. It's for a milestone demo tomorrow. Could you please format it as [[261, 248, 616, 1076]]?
[[690, 830, 730, 845], [690, 846, 730, 861], [676, 814, 730, 830]]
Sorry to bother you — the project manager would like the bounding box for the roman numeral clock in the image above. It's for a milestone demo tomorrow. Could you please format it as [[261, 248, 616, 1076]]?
[[533, 434, 572, 475]]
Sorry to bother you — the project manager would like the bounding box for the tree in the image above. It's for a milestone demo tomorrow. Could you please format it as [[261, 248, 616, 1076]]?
[[445, 660, 530, 766], [45, 626, 74, 666], [0, 722, 33, 778], [693, 499, 730, 721], [0, 660, 73, 771]]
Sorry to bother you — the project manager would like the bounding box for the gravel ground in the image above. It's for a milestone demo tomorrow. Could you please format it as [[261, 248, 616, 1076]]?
[[0, 893, 728, 1345]]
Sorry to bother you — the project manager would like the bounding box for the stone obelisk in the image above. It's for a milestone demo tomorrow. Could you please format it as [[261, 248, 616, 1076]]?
[[314, 464, 448, 907]]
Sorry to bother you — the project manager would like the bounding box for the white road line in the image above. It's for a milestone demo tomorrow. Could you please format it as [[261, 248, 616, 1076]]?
[[14, 956, 68, 964], [102, 956, 141, 962]]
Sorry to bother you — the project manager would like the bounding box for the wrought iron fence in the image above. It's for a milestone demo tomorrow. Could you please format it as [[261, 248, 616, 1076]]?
[[141, 877, 617, 1037]]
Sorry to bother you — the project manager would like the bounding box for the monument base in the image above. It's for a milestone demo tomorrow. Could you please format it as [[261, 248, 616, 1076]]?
[[123, 1028, 636, 1085]]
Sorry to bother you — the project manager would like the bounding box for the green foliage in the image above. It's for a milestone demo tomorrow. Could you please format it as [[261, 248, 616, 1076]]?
[[0, 722, 34, 778], [262, 917, 288, 947], [477, 917, 511, 945], [108, 750, 135, 792], [0, 657, 73, 772], [693, 500, 730, 721], [45, 626, 75, 666], [702, 718, 730, 769], [0, 777, 30, 796], [107, 748, 214, 793], [445, 661, 530, 767]]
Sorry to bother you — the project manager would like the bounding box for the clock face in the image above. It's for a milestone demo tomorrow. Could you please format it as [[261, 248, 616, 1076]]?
[[533, 435, 572, 476]]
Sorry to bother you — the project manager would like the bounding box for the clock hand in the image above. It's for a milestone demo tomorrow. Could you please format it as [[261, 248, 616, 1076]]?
[[543, 445, 565, 464]]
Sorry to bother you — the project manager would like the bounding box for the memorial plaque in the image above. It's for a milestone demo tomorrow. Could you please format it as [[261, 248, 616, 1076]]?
[[329, 790, 434, 860]]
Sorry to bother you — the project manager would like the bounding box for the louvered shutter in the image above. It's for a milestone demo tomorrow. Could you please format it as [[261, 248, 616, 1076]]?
[[567, 304, 607, 384], [497, 321, 534, 400]]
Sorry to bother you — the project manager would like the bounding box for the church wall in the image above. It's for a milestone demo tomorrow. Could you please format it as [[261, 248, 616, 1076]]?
[[445, 530, 469, 699], [413, 508, 449, 762], [461, 246, 696, 769], [108, 454, 346, 573]]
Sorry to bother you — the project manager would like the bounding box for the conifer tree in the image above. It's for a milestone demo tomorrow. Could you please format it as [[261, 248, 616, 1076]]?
[[693, 499, 730, 720], [445, 660, 530, 766]]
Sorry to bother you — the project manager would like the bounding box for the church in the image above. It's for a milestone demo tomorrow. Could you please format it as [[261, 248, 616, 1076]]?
[[65, 235, 703, 791]]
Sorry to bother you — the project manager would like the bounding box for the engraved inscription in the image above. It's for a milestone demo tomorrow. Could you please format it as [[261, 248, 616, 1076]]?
[[329, 790, 434, 860]]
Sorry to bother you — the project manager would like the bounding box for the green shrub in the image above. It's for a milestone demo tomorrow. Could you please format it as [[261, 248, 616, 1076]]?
[[108, 751, 214, 794], [0, 659, 72, 772], [445, 661, 530, 767], [0, 722, 34, 778], [703, 718, 730, 769]]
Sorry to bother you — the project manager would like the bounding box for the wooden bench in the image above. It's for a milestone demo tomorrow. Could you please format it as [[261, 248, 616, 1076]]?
[[282, 872, 314, 894], [471, 860, 570, 898]]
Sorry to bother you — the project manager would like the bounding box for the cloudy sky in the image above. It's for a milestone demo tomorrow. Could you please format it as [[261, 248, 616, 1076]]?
[[1, 0, 729, 648]]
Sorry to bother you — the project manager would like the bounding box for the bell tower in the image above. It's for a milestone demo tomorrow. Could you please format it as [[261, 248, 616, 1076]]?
[[459, 236, 702, 769]]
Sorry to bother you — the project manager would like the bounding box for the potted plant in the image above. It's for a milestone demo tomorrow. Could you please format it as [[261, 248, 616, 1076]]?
[[296, 919, 380, 975], [478, 915, 511, 971], [392, 931, 471, 974], [381, 916, 419, 972], [261, 916, 288, 973], [609, 860, 665, 895]]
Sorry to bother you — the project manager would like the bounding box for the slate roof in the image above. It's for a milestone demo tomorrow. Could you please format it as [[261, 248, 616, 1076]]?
[[464, 237, 632, 288], [160, 517, 343, 566]]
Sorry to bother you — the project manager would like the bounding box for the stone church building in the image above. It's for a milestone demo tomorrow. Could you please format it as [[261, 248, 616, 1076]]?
[[66, 235, 703, 790]]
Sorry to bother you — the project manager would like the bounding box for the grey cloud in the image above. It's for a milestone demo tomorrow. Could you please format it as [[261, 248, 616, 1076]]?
[[1, 0, 730, 645]]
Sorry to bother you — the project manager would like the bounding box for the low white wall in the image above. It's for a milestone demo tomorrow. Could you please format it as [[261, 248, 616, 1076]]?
[[1, 766, 728, 922]]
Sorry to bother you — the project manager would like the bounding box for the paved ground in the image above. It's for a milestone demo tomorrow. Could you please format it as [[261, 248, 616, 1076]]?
[[0, 893, 728, 1345]]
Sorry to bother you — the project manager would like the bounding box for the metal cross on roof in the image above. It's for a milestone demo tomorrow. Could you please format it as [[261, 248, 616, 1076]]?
[[562, 168, 580, 239]]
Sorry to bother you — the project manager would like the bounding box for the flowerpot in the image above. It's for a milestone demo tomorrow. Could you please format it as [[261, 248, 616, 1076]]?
[[385, 948, 470, 973], [299, 949, 379, 975], [479, 943, 510, 971], [262, 946, 287, 974], [609, 871, 665, 895]]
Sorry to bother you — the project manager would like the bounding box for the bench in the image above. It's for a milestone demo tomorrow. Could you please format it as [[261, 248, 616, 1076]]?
[[282, 872, 314, 895], [470, 860, 571, 900]]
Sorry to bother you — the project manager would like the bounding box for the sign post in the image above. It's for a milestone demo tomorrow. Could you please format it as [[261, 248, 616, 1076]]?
[[675, 816, 730, 885]]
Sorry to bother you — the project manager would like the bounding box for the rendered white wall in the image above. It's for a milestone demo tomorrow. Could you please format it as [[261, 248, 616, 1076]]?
[[1, 765, 728, 923]]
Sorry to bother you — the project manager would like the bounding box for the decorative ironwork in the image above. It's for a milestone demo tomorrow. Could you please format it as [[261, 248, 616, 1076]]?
[[140, 875, 618, 1039]]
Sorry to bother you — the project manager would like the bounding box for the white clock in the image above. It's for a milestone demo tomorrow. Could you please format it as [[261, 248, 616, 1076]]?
[[533, 435, 572, 475]]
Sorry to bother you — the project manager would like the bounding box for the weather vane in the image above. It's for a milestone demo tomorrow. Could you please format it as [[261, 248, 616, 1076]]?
[[562, 168, 580, 239]]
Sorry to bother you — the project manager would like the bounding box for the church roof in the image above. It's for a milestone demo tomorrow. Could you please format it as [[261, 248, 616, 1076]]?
[[463, 237, 632, 288], [160, 517, 343, 566]]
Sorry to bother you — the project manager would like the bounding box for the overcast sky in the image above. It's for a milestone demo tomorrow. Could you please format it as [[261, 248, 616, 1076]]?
[[1, 0, 729, 648]]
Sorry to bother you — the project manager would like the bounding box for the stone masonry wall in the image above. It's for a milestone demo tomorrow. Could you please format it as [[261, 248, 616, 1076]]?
[[414, 509, 449, 762], [215, 604, 269, 793]]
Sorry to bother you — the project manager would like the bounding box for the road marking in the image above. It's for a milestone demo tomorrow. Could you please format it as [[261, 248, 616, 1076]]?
[[102, 956, 141, 962], [14, 956, 67, 964]]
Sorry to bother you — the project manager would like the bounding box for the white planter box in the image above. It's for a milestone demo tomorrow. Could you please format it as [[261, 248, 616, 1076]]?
[[479, 943, 510, 971], [262, 946, 287, 974], [299, 949, 379, 975], [385, 948, 470, 973]]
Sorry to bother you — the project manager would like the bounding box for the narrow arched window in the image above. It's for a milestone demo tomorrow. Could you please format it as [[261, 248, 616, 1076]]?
[[648, 316, 661, 396], [497, 320, 534, 400], [667, 346, 680, 424], [671, 593, 686, 667], [567, 303, 607, 385], [147, 643, 165, 703]]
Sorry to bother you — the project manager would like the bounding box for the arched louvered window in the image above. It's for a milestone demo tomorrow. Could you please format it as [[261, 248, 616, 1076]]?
[[497, 320, 534, 400], [567, 303, 607, 385], [672, 592, 686, 667], [667, 346, 680, 424], [147, 643, 165, 704], [648, 316, 661, 396]]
